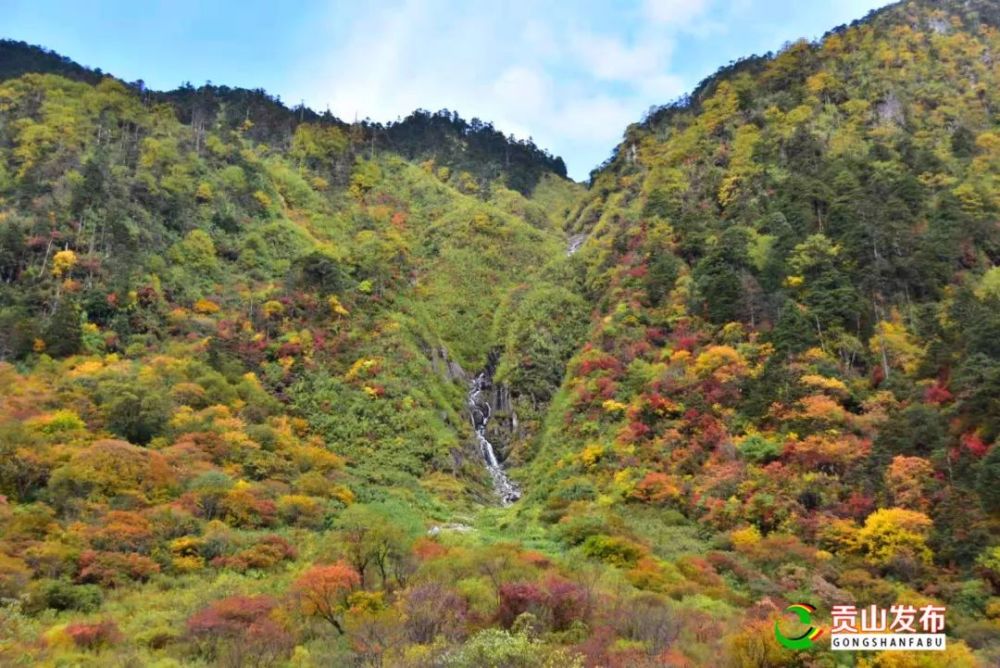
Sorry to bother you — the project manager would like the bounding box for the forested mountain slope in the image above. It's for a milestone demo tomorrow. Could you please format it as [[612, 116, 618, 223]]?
[[1, 0, 1000, 665], [0, 38, 567, 194], [0, 50, 583, 665], [506, 0, 1000, 663]]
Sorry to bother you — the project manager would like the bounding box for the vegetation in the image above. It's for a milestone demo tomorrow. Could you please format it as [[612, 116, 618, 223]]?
[[1, 0, 1000, 665]]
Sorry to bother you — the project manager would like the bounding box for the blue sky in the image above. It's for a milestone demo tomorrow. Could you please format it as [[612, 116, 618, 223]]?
[[5, 0, 891, 180]]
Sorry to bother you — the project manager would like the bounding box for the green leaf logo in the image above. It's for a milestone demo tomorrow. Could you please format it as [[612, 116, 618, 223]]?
[[775, 603, 824, 650]]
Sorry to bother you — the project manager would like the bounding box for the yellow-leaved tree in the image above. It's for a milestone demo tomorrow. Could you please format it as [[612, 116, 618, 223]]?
[[51, 249, 77, 277], [856, 507, 933, 571], [869, 310, 925, 377]]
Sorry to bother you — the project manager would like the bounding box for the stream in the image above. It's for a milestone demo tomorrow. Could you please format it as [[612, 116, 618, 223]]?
[[468, 368, 521, 504]]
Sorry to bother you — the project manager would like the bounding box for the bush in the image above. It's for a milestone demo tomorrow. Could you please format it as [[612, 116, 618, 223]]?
[[276, 494, 326, 528], [581, 535, 646, 568], [100, 380, 172, 445], [738, 434, 782, 464], [64, 619, 122, 650], [498, 582, 546, 629], [402, 582, 468, 643], [541, 575, 588, 631], [76, 550, 160, 587], [554, 514, 608, 546], [612, 593, 680, 657], [291, 250, 350, 295], [187, 595, 293, 664], [440, 628, 583, 668], [31, 579, 102, 613], [211, 535, 297, 571]]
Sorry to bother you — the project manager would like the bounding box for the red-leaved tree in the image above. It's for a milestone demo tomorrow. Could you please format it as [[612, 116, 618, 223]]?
[[292, 562, 360, 634]]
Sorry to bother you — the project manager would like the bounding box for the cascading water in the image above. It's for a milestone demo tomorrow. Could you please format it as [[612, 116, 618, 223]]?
[[468, 370, 521, 504]]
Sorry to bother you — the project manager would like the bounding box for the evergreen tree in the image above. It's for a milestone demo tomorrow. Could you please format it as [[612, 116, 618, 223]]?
[[44, 299, 82, 357]]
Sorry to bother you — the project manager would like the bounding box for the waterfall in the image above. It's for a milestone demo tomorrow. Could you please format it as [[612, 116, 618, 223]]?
[[566, 233, 587, 256], [468, 370, 521, 504]]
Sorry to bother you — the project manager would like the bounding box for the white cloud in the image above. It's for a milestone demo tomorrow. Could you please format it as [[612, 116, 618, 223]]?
[[287, 0, 710, 179], [519, 18, 561, 61], [643, 0, 712, 26], [558, 95, 637, 143], [638, 73, 687, 100], [491, 67, 552, 118], [570, 31, 670, 82]]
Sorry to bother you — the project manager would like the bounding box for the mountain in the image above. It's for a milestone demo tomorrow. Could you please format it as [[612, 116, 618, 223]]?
[[0, 38, 566, 195], [0, 0, 999, 665]]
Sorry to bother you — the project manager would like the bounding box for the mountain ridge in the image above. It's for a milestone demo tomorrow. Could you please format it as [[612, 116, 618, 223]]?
[[0, 38, 568, 196]]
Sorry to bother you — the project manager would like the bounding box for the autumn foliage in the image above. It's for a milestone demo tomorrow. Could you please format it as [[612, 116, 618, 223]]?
[[1, 1, 1000, 664], [293, 562, 361, 633]]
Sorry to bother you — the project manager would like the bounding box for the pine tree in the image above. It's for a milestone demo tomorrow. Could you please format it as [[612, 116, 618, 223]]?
[[44, 299, 82, 357]]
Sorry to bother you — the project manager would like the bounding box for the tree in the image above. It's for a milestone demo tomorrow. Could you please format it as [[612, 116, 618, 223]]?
[[77, 550, 160, 587], [612, 593, 681, 661], [629, 472, 682, 505], [953, 354, 1000, 442], [770, 300, 818, 354], [50, 249, 77, 277], [29, 579, 102, 613], [64, 619, 121, 650], [0, 218, 27, 283], [976, 446, 1000, 513], [856, 508, 933, 572], [885, 456, 934, 511], [738, 434, 782, 465], [293, 562, 360, 634], [290, 122, 348, 170], [497, 581, 546, 629], [0, 306, 38, 360], [692, 226, 754, 324], [349, 159, 381, 199], [99, 378, 172, 445], [872, 404, 948, 468], [334, 502, 418, 591], [44, 298, 82, 357], [724, 619, 791, 668], [47, 439, 172, 503], [976, 546, 1000, 591], [346, 602, 406, 667], [168, 229, 218, 287], [869, 312, 924, 377], [785, 234, 859, 336]]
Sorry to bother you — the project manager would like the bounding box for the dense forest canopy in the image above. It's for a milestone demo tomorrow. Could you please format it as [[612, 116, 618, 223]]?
[[1, 0, 1000, 665], [0, 38, 566, 195]]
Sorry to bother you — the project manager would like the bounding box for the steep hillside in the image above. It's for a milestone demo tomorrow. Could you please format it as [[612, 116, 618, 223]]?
[[2, 0, 1000, 665], [508, 0, 1000, 663], [0, 62, 585, 665]]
